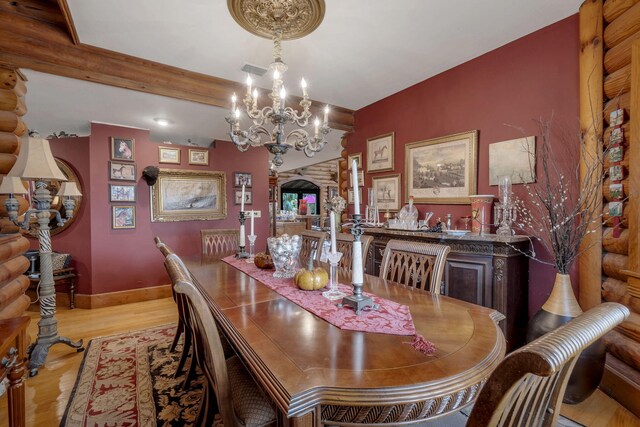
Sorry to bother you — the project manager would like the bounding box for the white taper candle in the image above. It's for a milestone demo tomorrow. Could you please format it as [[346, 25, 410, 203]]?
[[330, 211, 337, 254], [351, 160, 360, 214], [250, 210, 254, 235], [241, 184, 245, 212]]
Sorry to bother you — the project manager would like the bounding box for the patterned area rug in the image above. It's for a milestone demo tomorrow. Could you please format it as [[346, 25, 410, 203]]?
[[61, 325, 216, 427]]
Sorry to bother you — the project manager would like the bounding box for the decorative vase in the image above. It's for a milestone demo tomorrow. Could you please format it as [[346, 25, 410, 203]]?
[[527, 273, 607, 404], [470, 195, 493, 234]]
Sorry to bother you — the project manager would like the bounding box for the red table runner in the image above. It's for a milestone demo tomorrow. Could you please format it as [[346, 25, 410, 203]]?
[[222, 256, 435, 353]]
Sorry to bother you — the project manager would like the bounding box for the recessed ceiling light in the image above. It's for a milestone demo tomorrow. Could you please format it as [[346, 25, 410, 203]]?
[[154, 118, 170, 126]]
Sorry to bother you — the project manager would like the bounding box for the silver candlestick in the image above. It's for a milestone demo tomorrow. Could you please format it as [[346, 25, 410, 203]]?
[[236, 211, 249, 258], [339, 214, 377, 314]]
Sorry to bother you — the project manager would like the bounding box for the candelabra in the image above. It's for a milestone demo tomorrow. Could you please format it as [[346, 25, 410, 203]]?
[[339, 214, 377, 314], [496, 175, 515, 237], [0, 137, 84, 376], [225, 25, 331, 167], [236, 211, 248, 259]]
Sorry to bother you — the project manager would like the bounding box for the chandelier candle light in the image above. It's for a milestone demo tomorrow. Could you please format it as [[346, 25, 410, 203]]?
[[0, 136, 84, 376], [225, 6, 331, 168]]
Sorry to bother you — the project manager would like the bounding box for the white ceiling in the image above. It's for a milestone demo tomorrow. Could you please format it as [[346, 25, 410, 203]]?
[[22, 0, 581, 170]]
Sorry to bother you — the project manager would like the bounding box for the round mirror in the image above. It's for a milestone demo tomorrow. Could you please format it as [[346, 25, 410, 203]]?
[[25, 158, 83, 238]]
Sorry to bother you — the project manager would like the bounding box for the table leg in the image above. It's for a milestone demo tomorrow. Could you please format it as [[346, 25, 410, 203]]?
[[7, 357, 27, 427], [280, 408, 318, 427]]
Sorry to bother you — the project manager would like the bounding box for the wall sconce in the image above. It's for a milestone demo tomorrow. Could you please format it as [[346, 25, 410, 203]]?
[[0, 136, 84, 376]]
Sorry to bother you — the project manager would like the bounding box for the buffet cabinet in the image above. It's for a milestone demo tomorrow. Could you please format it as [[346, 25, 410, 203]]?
[[364, 228, 530, 350]]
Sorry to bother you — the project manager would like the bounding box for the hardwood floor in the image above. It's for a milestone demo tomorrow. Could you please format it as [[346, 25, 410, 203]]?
[[0, 298, 638, 426]]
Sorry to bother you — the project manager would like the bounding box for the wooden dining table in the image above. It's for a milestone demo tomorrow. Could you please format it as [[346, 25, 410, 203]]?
[[183, 256, 506, 426]]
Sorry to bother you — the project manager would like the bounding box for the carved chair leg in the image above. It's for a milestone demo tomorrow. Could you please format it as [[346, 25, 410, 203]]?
[[174, 326, 191, 378], [195, 380, 217, 427], [170, 317, 184, 353]]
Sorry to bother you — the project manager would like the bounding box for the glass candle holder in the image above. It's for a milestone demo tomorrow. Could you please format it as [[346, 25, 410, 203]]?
[[246, 234, 257, 263], [322, 251, 346, 300]]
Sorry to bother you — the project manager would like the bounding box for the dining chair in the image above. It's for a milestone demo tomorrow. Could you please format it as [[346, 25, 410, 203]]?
[[300, 230, 327, 261], [201, 228, 239, 259], [166, 253, 277, 427], [423, 302, 630, 427], [379, 240, 450, 293], [335, 232, 373, 273], [154, 236, 192, 380]]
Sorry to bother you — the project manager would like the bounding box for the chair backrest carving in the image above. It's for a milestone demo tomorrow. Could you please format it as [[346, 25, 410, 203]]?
[[379, 240, 450, 293], [165, 253, 238, 426], [467, 302, 629, 427], [300, 230, 327, 261], [335, 232, 373, 273], [201, 229, 239, 259]]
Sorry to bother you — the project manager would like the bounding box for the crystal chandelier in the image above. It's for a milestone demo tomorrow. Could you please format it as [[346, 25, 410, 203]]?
[[226, 0, 330, 167]]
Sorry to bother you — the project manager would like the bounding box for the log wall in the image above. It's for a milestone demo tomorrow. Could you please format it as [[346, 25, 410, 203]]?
[[582, 0, 640, 415]]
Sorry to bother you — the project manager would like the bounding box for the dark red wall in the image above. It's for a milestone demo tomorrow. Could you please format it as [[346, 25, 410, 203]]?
[[49, 124, 269, 295], [347, 16, 580, 315]]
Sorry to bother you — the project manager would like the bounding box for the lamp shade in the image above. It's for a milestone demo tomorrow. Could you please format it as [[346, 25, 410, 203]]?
[[58, 181, 82, 197], [0, 176, 28, 195], [8, 136, 67, 181]]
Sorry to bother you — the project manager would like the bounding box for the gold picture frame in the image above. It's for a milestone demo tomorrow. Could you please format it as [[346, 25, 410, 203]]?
[[366, 132, 394, 173], [150, 169, 227, 222], [348, 152, 362, 169], [405, 130, 478, 204], [188, 149, 209, 165], [110, 137, 135, 162], [158, 146, 181, 164], [372, 174, 401, 211]]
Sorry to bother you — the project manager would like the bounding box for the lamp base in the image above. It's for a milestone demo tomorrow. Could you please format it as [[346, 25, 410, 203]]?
[[339, 293, 378, 315], [28, 335, 84, 377]]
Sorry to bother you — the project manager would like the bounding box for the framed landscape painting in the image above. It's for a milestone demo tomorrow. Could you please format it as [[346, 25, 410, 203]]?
[[372, 174, 401, 211], [150, 169, 227, 222], [189, 149, 209, 165], [488, 136, 536, 185], [405, 130, 478, 204], [366, 133, 394, 173], [159, 146, 181, 164]]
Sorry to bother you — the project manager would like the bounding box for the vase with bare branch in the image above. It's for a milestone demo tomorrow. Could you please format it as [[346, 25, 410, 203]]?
[[510, 116, 607, 404]]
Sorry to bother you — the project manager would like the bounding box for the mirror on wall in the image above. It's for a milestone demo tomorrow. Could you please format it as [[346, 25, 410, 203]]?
[[24, 158, 83, 238]]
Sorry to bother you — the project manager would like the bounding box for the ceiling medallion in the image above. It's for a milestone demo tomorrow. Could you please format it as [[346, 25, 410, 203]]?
[[228, 0, 326, 40]]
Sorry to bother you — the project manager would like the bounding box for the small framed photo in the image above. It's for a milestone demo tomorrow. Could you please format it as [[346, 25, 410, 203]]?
[[234, 172, 252, 187], [609, 183, 623, 200], [111, 137, 135, 162], [610, 145, 623, 163], [109, 161, 137, 181], [610, 108, 624, 126], [159, 146, 181, 164], [234, 189, 252, 205], [348, 152, 362, 169], [609, 201, 623, 217], [347, 188, 362, 204], [112, 205, 136, 229], [349, 169, 365, 187], [610, 165, 624, 181], [110, 184, 136, 202], [188, 149, 209, 165], [367, 132, 394, 173], [610, 128, 623, 145]]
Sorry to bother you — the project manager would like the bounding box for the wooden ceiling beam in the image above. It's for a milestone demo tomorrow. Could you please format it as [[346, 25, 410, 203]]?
[[0, 11, 355, 131]]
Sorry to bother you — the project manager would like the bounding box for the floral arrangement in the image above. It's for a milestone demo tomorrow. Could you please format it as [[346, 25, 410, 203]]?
[[510, 118, 605, 275], [324, 195, 346, 213]]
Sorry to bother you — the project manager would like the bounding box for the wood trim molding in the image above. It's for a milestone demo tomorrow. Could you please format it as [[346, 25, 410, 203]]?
[[601, 353, 640, 418], [578, 0, 604, 310], [629, 40, 640, 271], [74, 284, 172, 309], [0, 10, 354, 131], [55, 0, 80, 45]]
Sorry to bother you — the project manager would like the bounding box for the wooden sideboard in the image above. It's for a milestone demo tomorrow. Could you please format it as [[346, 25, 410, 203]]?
[[364, 228, 530, 350]]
